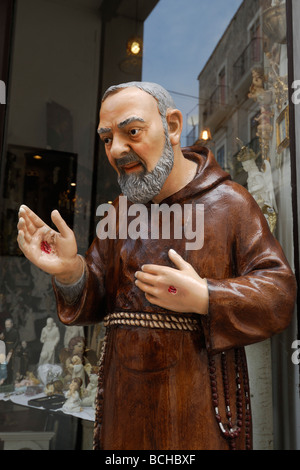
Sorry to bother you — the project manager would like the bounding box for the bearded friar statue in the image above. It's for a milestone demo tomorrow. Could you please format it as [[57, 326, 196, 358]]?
[[17, 82, 296, 450]]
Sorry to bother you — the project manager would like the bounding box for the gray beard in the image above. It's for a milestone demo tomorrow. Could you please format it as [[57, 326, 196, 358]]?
[[117, 134, 174, 204]]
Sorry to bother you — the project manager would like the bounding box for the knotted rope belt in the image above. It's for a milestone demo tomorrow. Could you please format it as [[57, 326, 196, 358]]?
[[103, 311, 200, 331]]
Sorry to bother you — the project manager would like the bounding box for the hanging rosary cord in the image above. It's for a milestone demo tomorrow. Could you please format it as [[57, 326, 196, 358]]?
[[208, 348, 251, 450], [240, 348, 251, 449], [93, 330, 109, 450]]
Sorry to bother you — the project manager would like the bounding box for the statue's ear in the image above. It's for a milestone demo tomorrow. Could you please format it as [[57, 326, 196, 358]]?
[[166, 109, 183, 146]]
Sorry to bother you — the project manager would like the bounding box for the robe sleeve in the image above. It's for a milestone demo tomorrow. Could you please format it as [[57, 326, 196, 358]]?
[[202, 185, 297, 354], [52, 236, 109, 326]]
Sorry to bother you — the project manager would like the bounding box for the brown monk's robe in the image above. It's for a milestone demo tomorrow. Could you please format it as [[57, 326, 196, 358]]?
[[53, 146, 296, 450]]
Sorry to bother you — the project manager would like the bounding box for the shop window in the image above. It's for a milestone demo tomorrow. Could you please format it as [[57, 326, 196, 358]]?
[[200, 0, 292, 238], [0, 0, 103, 449], [0, 0, 161, 451]]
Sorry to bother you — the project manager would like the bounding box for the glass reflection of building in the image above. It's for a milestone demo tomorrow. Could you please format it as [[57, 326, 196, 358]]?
[[197, 0, 299, 451]]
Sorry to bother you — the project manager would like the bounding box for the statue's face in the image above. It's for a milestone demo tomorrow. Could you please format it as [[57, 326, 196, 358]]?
[[98, 87, 174, 203], [242, 159, 256, 172], [73, 340, 84, 355], [99, 87, 166, 174]]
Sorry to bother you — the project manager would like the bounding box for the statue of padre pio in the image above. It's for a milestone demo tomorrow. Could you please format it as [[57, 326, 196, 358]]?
[[17, 82, 296, 450]]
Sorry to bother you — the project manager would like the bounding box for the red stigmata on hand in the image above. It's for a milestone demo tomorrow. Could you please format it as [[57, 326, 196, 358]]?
[[168, 286, 177, 294], [41, 241, 52, 254]]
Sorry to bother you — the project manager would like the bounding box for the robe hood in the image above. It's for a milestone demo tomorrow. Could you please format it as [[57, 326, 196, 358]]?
[[162, 145, 231, 205]]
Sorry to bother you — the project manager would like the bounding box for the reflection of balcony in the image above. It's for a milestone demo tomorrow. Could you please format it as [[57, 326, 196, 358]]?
[[203, 85, 229, 128], [207, 85, 227, 116], [233, 37, 263, 88]]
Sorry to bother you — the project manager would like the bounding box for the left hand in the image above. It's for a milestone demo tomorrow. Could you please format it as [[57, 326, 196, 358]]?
[[134, 249, 208, 315]]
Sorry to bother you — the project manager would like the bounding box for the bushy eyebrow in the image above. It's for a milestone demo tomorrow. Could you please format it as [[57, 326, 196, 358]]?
[[118, 117, 145, 128], [97, 127, 111, 135], [97, 117, 145, 135]]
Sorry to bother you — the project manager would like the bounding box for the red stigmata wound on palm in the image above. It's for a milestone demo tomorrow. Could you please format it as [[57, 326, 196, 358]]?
[[41, 241, 52, 254], [168, 286, 177, 294]]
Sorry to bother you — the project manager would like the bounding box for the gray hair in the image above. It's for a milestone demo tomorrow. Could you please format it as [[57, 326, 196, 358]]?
[[102, 81, 176, 119]]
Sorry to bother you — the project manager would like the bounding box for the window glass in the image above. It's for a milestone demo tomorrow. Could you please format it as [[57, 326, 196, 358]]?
[[196, 0, 292, 248], [0, 0, 102, 450], [142, 0, 296, 451]]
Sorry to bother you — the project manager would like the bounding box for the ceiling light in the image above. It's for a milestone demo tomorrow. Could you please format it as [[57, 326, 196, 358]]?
[[126, 37, 143, 57]]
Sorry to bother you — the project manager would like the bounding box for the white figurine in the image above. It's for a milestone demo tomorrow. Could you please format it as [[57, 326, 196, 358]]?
[[81, 374, 98, 408], [39, 317, 60, 365], [62, 377, 82, 413], [69, 354, 86, 388], [237, 145, 277, 233]]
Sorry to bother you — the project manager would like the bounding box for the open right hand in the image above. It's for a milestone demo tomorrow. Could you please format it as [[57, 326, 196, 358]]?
[[17, 205, 83, 284]]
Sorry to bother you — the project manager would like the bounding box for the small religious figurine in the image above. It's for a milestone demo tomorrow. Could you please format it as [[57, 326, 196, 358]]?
[[60, 335, 85, 384], [255, 106, 274, 142], [248, 69, 274, 159], [39, 317, 60, 365], [60, 335, 96, 389], [237, 142, 277, 233], [68, 354, 86, 388], [248, 67, 273, 106], [62, 377, 82, 413], [81, 373, 98, 408], [0, 318, 19, 384]]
